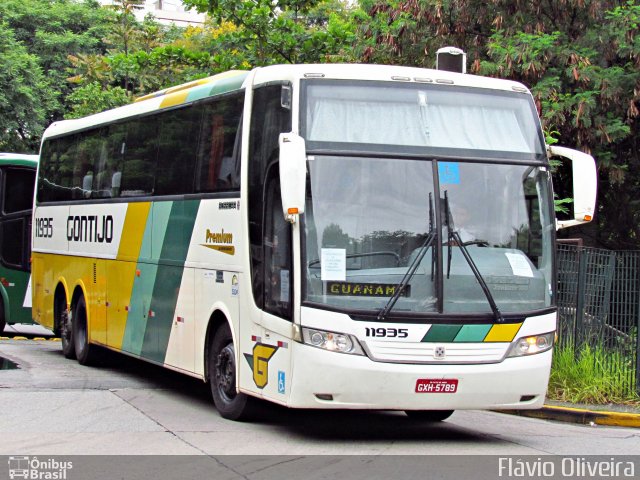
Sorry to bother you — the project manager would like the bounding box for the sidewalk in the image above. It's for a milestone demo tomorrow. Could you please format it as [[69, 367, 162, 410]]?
[[500, 400, 640, 428]]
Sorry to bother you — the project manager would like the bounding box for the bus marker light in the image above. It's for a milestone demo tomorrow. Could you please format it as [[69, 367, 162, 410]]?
[[287, 207, 299, 215], [136, 270, 141, 277], [177, 316, 184, 323], [584, 215, 593, 221]]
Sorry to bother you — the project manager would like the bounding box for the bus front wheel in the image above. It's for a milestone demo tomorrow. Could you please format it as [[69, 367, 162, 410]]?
[[404, 410, 454, 422], [72, 296, 99, 365], [209, 323, 256, 421]]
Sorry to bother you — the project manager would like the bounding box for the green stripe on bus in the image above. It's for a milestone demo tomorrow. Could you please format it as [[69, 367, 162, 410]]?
[[121, 207, 158, 355], [421, 324, 463, 343], [453, 324, 492, 342], [186, 73, 248, 103], [141, 200, 200, 363]]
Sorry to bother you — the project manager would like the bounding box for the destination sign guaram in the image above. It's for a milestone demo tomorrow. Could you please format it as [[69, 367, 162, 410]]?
[[326, 282, 411, 297]]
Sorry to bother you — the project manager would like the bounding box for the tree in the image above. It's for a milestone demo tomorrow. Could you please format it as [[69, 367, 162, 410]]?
[[182, 0, 355, 65], [0, 23, 54, 152], [0, 0, 114, 119]]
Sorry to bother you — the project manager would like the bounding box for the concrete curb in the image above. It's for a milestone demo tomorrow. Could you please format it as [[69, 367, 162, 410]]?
[[498, 405, 640, 428]]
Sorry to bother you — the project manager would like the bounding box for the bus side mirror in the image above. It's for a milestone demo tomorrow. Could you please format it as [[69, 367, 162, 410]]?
[[548, 145, 597, 230], [279, 132, 307, 222]]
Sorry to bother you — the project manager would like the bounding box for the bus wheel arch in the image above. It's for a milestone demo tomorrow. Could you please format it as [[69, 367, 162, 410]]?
[[205, 311, 257, 421], [204, 310, 229, 383]]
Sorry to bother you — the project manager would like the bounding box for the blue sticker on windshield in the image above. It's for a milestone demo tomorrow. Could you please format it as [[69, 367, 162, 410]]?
[[438, 162, 460, 184]]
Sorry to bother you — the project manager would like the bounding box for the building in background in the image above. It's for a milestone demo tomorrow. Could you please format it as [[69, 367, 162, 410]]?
[[99, 1, 206, 27]]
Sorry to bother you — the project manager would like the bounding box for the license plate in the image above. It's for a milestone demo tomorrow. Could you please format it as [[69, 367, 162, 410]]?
[[415, 379, 458, 393]]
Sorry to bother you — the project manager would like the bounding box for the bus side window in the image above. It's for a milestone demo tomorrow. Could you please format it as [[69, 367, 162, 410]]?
[[196, 93, 243, 193], [120, 118, 159, 197], [3, 168, 35, 214], [156, 105, 201, 196]]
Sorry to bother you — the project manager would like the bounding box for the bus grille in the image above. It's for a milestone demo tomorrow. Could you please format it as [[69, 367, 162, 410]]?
[[362, 339, 510, 364]]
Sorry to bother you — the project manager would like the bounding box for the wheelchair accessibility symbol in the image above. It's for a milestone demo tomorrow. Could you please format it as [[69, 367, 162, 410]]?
[[278, 371, 286, 394]]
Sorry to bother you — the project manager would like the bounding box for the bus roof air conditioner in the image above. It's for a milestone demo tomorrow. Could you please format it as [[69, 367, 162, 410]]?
[[436, 47, 466, 74]]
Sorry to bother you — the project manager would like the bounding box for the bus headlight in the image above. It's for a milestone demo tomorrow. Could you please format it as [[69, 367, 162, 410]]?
[[302, 327, 364, 355], [507, 332, 555, 357]]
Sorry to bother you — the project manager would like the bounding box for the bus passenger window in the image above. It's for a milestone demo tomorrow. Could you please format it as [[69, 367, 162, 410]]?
[[156, 105, 201, 196], [196, 94, 243, 193], [3, 168, 35, 214], [120, 118, 158, 197]]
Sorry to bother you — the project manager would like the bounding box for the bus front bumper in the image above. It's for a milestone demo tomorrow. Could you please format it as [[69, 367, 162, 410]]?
[[288, 342, 552, 410]]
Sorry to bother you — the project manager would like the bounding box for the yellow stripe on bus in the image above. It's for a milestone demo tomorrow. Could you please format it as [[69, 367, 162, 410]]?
[[107, 202, 152, 350], [117, 202, 151, 260], [484, 323, 523, 342], [160, 91, 190, 109]]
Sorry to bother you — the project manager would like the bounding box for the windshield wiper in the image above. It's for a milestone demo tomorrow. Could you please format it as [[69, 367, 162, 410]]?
[[378, 194, 436, 321], [444, 191, 505, 323]]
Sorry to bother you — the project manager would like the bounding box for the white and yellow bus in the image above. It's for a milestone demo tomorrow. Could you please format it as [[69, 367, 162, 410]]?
[[32, 61, 597, 421]]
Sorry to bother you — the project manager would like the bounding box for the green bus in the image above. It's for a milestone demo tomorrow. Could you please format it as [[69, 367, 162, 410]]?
[[0, 153, 38, 334]]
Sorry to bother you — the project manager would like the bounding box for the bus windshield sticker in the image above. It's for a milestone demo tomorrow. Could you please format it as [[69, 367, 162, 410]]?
[[280, 270, 290, 301], [320, 248, 346, 281], [505, 252, 534, 277], [327, 281, 411, 297], [438, 162, 460, 184]]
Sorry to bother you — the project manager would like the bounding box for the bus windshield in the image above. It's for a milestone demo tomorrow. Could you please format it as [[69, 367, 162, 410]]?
[[302, 157, 554, 318], [302, 80, 545, 161]]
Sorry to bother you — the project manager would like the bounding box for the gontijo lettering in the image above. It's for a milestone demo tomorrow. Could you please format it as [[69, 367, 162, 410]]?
[[67, 215, 113, 243]]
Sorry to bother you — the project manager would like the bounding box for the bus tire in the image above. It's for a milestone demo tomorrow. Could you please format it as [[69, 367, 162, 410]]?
[[209, 323, 256, 421], [60, 307, 76, 360], [404, 410, 454, 422], [72, 296, 99, 365], [0, 298, 5, 334]]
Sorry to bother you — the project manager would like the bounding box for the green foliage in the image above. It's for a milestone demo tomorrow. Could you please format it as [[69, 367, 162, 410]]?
[[548, 343, 639, 405], [0, 23, 54, 152], [183, 0, 354, 65], [0, 0, 113, 151], [65, 81, 130, 119]]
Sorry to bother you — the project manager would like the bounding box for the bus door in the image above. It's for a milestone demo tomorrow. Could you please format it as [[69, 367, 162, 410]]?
[[242, 83, 294, 403]]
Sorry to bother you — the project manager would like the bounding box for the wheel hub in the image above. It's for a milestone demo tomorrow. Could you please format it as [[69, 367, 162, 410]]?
[[215, 344, 236, 401]]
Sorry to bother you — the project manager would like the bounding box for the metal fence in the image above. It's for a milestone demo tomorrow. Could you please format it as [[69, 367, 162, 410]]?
[[556, 242, 640, 396]]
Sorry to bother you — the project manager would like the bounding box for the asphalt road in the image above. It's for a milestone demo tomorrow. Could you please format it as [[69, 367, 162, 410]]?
[[1, 339, 639, 457]]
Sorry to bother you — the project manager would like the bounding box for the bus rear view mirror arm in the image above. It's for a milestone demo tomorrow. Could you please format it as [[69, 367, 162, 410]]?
[[279, 132, 307, 223], [548, 145, 597, 230]]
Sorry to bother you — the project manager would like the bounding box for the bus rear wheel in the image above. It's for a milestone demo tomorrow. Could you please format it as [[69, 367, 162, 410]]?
[[0, 299, 5, 334], [60, 307, 76, 360], [72, 296, 99, 365], [209, 323, 256, 421], [404, 410, 454, 422]]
